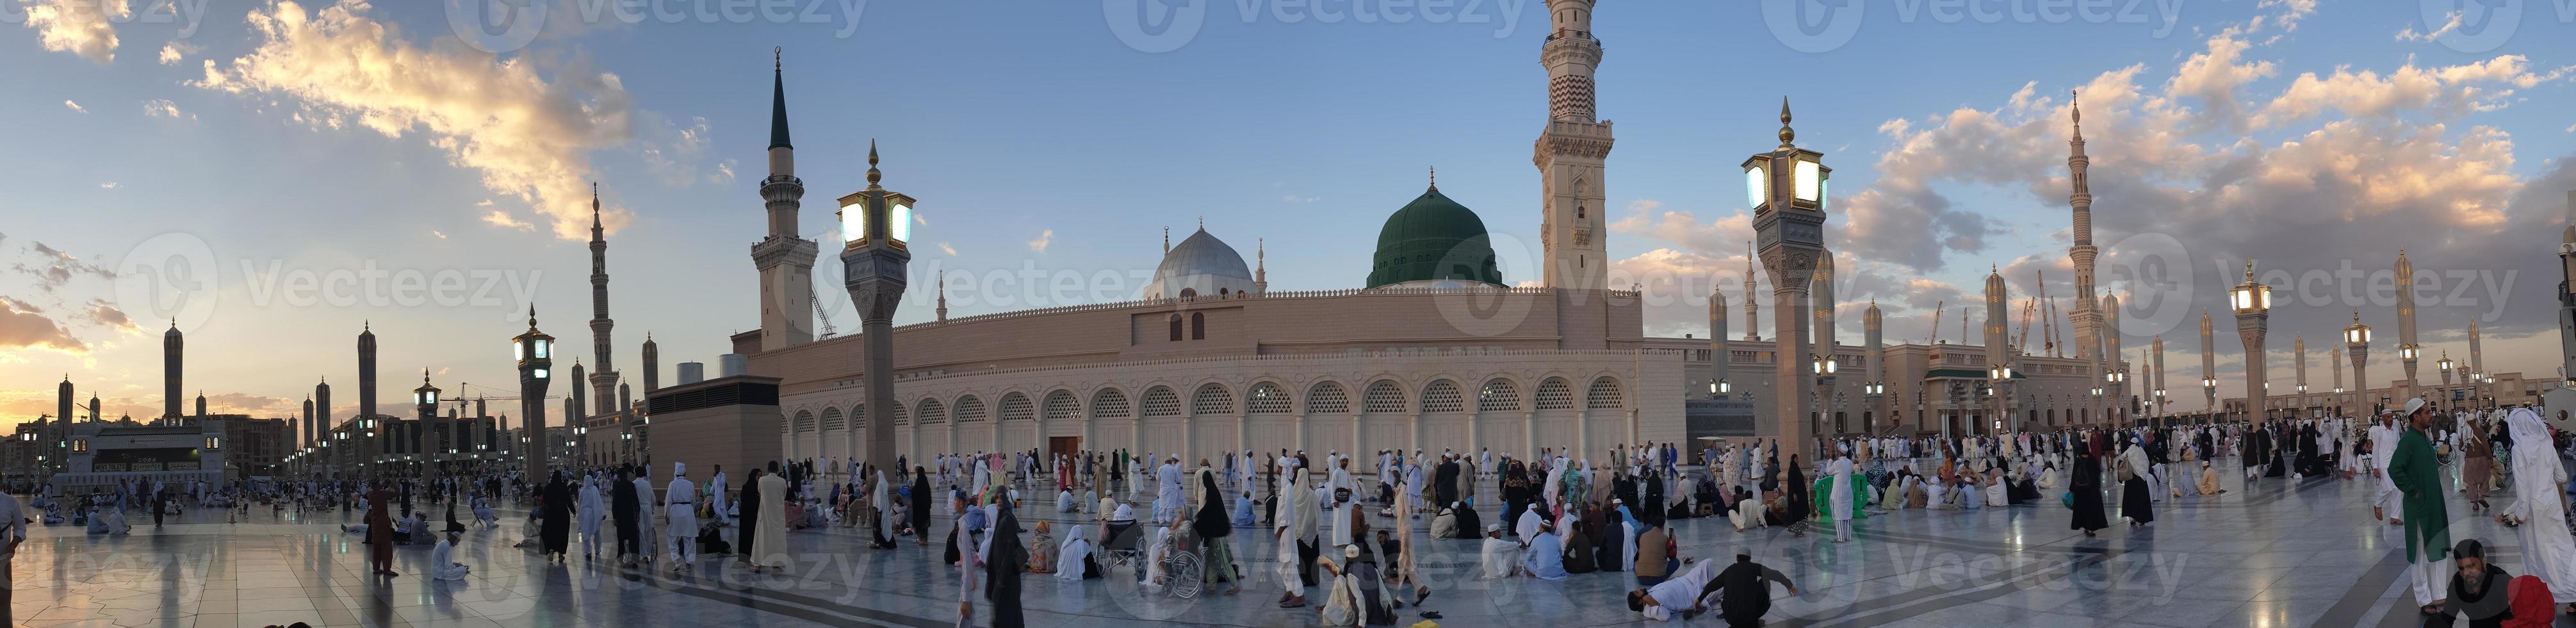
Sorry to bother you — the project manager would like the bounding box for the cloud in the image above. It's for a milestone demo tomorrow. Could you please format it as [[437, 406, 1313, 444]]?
[[1281, 195, 1321, 203], [63, 100, 86, 113], [74, 298, 136, 333], [713, 160, 736, 184], [2396, 11, 2463, 43], [20, 0, 131, 63], [938, 242, 958, 256], [1027, 229, 1053, 253], [2253, 56, 2569, 128], [478, 210, 534, 231], [430, 229, 446, 239], [201, 392, 296, 416], [97, 181, 117, 189], [142, 99, 192, 119], [195, 0, 666, 241], [12, 242, 116, 293], [0, 294, 85, 353], [158, 40, 199, 65]]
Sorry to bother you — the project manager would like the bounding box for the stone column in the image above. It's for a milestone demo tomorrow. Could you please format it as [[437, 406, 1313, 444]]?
[[1521, 411, 1537, 463], [1292, 413, 1308, 456]]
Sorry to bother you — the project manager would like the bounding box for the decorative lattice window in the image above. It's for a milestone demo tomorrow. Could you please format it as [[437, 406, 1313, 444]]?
[[850, 404, 864, 429], [794, 411, 816, 433], [1091, 388, 1131, 419], [1535, 378, 1575, 410], [953, 395, 987, 422], [999, 393, 1034, 422], [1193, 383, 1235, 416], [1044, 390, 1080, 421], [915, 399, 947, 424], [1585, 377, 1624, 409], [1478, 379, 1521, 412], [1141, 386, 1182, 418], [1421, 379, 1465, 413], [892, 404, 910, 426], [1246, 382, 1290, 414], [1305, 382, 1350, 415], [1363, 380, 1406, 414], [820, 408, 845, 431]]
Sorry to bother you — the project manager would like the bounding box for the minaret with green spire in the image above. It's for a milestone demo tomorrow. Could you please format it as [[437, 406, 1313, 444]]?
[[754, 47, 819, 351]]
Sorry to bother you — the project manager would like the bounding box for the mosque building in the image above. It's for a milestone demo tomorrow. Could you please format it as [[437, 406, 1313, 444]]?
[[735, 0, 2136, 467]]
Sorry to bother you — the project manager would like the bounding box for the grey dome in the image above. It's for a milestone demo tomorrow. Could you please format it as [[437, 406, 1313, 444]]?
[[1145, 228, 1257, 299]]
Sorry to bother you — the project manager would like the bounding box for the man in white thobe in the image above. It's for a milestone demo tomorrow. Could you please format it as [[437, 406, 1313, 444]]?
[[631, 467, 659, 564], [2498, 407, 2576, 606], [2370, 414, 2401, 524], [665, 463, 699, 570], [1275, 460, 1308, 607], [430, 531, 471, 581], [1153, 458, 1183, 524], [1828, 449, 1855, 542], [709, 465, 731, 524]]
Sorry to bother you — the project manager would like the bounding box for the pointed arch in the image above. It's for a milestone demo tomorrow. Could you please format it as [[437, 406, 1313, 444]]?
[[1192, 383, 1235, 416], [999, 392, 1034, 422], [915, 398, 947, 425], [1090, 388, 1132, 419], [1305, 381, 1351, 415], [1246, 381, 1290, 414], [1478, 378, 1522, 412], [1421, 379, 1465, 413], [1585, 376, 1624, 409], [953, 395, 987, 422], [1043, 389, 1080, 421], [1362, 379, 1406, 415], [1535, 377, 1575, 410], [1141, 386, 1182, 418]]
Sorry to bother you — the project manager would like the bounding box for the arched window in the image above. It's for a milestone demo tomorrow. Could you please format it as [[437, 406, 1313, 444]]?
[[1247, 382, 1290, 414], [953, 395, 987, 422], [1363, 380, 1406, 414], [1140, 386, 1182, 418], [1305, 381, 1351, 415], [1421, 379, 1464, 413], [1191, 313, 1205, 340], [915, 399, 947, 425], [1585, 377, 1624, 409], [1192, 383, 1235, 416], [1091, 388, 1132, 420], [1535, 378, 1575, 409], [1478, 379, 1521, 412], [1180, 288, 1197, 299], [1168, 315, 1182, 342], [1043, 390, 1080, 422], [792, 410, 815, 433], [999, 393, 1034, 422], [820, 408, 845, 431]]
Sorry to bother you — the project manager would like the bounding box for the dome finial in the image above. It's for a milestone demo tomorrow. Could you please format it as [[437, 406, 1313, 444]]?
[[1162, 226, 1170, 254], [1778, 96, 1795, 149], [1428, 165, 1437, 190], [866, 140, 881, 186]]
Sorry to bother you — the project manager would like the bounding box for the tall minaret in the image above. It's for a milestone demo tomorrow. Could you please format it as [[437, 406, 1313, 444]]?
[[1710, 281, 1729, 394], [2294, 333, 2308, 395], [1253, 239, 1268, 295], [1984, 265, 2007, 369], [162, 320, 182, 420], [2199, 309, 2216, 413], [753, 49, 817, 351], [2333, 340, 2346, 392], [86, 391, 99, 422], [195, 390, 206, 418], [2469, 317, 2484, 379], [2103, 293, 2122, 423], [56, 375, 70, 450], [640, 333, 660, 392], [302, 396, 314, 449], [2067, 91, 2103, 363], [934, 270, 949, 322], [2397, 248, 2421, 388], [1865, 299, 1886, 431], [588, 184, 619, 417], [2151, 335, 2166, 424], [358, 322, 377, 419], [315, 377, 331, 439], [1535, 0, 1613, 292], [1742, 242, 1760, 342], [569, 359, 588, 424]]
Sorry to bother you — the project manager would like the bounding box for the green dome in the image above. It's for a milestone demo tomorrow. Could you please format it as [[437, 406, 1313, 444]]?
[[1367, 187, 1504, 288]]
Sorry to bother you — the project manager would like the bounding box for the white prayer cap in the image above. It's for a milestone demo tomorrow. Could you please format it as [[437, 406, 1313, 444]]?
[[673, 462, 685, 476], [2404, 397, 2428, 417], [1486, 523, 1502, 533]]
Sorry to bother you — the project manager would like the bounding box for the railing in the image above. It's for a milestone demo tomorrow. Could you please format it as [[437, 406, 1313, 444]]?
[[889, 286, 1640, 333], [877, 347, 1672, 386]]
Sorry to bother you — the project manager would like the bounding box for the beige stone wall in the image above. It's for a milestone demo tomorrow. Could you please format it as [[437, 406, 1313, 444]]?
[[775, 348, 1683, 467]]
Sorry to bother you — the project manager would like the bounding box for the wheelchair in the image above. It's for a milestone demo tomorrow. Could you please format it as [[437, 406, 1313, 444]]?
[[1098, 520, 1204, 599]]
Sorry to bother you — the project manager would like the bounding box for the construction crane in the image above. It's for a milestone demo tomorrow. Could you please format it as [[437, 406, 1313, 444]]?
[[1927, 299, 1945, 345], [1961, 307, 1973, 349], [813, 294, 838, 340], [2012, 297, 2037, 353]]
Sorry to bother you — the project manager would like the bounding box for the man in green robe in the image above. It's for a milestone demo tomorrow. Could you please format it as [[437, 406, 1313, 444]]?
[[2385, 397, 2450, 613]]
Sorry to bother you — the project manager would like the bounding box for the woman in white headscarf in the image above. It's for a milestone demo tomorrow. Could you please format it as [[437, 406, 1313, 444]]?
[[576, 477, 605, 559], [1056, 522, 1092, 580], [2498, 406, 2576, 612]]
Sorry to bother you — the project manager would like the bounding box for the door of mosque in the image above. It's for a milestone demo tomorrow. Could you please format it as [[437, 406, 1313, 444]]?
[[1049, 436, 1082, 467]]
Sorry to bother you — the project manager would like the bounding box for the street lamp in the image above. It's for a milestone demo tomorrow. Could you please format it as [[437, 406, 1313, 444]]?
[[1748, 99, 1832, 456], [2230, 262, 2273, 427], [841, 142, 915, 470], [2440, 353, 2456, 384], [514, 306, 554, 479], [1709, 379, 1731, 395]]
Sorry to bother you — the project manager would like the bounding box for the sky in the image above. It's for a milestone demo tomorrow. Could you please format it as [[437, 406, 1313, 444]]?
[[0, 0, 2572, 426]]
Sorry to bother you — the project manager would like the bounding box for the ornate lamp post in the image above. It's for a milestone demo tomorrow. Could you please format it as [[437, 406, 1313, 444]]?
[[1987, 364, 2014, 434], [2230, 263, 2273, 425], [2344, 310, 2372, 419], [2439, 352, 2455, 385], [514, 307, 554, 479], [840, 143, 915, 470], [1747, 99, 1831, 456]]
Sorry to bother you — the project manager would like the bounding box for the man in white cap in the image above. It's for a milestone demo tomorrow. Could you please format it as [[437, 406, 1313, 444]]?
[[665, 462, 698, 571], [630, 465, 658, 565]]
